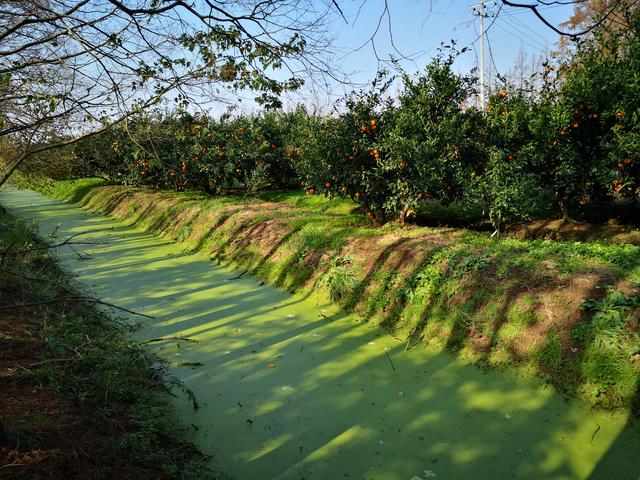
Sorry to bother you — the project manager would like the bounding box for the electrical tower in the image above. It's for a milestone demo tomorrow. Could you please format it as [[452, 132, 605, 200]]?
[[471, 1, 496, 110]]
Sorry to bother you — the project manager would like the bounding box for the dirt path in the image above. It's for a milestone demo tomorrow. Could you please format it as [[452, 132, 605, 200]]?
[[2, 188, 639, 480]]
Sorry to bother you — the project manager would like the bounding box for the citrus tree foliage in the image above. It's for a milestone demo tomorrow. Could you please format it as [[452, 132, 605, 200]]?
[[559, 13, 640, 204], [382, 51, 483, 221], [291, 72, 393, 222], [69, 11, 640, 230], [75, 110, 303, 193], [473, 89, 549, 227]]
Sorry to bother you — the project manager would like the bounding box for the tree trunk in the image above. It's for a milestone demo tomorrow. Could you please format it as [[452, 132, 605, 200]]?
[[491, 219, 501, 238], [201, 181, 216, 196], [0, 153, 27, 188], [558, 197, 574, 224]]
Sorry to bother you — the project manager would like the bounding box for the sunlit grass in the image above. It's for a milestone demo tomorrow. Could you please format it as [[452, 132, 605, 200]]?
[[26, 178, 640, 413]]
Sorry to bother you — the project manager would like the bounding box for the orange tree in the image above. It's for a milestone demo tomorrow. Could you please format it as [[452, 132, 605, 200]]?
[[590, 17, 640, 202], [556, 10, 640, 210], [127, 113, 196, 191], [248, 111, 298, 190], [73, 112, 196, 189], [72, 110, 296, 194], [194, 115, 256, 194], [291, 73, 394, 223], [73, 125, 130, 183], [165, 111, 300, 195], [471, 89, 547, 231], [381, 51, 483, 222]]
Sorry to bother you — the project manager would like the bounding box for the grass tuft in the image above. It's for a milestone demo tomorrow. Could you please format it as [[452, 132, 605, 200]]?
[[319, 256, 359, 302]]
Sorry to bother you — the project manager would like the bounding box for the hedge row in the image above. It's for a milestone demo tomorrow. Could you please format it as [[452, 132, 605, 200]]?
[[71, 23, 640, 229]]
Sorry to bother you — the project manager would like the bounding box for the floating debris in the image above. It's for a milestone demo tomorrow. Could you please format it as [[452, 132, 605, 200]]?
[[175, 362, 203, 368]]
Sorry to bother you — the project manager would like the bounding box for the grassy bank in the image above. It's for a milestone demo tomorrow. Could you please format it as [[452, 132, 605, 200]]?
[[22, 178, 640, 415], [0, 204, 214, 478]]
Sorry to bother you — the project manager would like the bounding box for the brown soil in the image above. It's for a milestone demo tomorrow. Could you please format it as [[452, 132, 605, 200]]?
[[0, 314, 164, 480], [505, 218, 640, 245]]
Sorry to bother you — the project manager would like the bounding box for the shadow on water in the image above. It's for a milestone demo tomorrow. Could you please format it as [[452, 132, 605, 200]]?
[[2, 188, 640, 480]]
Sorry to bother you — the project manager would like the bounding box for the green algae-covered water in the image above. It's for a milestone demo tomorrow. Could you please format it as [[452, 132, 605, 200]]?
[[2, 188, 639, 480]]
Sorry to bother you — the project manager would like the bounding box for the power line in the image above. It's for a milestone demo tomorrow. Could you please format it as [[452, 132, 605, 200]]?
[[486, 28, 500, 86], [493, 21, 544, 51], [500, 3, 569, 16], [499, 12, 554, 48]]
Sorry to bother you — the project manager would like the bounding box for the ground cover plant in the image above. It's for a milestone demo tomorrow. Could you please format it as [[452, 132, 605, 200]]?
[[0, 206, 213, 479], [32, 178, 640, 416]]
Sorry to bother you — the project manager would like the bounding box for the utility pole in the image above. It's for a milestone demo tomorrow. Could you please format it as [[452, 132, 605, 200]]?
[[471, 1, 495, 111]]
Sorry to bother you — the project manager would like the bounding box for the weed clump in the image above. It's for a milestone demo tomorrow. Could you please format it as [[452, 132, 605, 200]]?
[[320, 256, 358, 302]]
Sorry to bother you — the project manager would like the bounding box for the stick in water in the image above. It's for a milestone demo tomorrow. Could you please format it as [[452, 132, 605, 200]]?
[[383, 348, 396, 371], [227, 269, 248, 280]]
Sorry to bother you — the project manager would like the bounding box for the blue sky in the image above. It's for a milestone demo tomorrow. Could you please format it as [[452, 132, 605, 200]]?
[[230, 1, 578, 113]]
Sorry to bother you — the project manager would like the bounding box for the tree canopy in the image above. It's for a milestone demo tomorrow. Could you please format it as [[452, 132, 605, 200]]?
[[0, 0, 339, 186]]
